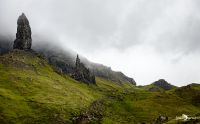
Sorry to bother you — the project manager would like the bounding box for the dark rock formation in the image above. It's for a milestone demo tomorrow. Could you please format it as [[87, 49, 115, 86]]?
[[153, 79, 175, 90], [153, 115, 168, 124], [71, 55, 96, 84], [33, 43, 136, 85], [73, 99, 104, 123], [13, 13, 32, 50]]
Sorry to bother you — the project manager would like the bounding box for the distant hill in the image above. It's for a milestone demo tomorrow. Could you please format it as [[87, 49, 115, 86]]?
[[141, 79, 176, 92], [153, 79, 176, 90]]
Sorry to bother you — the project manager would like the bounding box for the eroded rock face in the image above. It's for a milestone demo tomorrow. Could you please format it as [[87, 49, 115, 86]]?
[[71, 55, 96, 84], [13, 13, 32, 50]]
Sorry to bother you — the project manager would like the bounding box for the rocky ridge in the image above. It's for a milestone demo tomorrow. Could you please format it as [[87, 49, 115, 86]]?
[[0, 13, 136, 86]]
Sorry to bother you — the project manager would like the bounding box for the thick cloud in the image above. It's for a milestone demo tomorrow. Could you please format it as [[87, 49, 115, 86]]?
[[0, 0, 200, 86]]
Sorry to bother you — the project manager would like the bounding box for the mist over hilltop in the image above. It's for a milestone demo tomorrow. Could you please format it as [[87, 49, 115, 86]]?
[[0, 0, 200, 85]]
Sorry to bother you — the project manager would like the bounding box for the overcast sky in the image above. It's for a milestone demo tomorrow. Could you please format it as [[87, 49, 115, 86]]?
[[0, 0, 200, 86]]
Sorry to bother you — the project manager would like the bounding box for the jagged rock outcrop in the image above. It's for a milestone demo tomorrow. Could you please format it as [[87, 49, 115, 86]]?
[[71, 55, 96, 84], [153, 115, 168, 124], [153, 79, 175, 90], [32, 44, 136, 85], [13, 13, 32, 50]]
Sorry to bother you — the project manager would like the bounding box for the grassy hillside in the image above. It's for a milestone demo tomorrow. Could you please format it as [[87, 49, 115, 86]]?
[[0, 50, 200, 124], [174, 84, 200, 106], [101, 89, 200, 123], [139, 84, 166, 92], [0, 50, 102, 123], [0, 50, 134, 123]]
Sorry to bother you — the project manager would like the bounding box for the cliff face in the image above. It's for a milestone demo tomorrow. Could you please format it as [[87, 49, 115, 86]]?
[[13, 13, 32, 50], [86, 63, 136, 85], [36, 46, 136, 85]]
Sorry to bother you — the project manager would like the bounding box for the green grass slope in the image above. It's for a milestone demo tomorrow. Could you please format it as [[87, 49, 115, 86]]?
[[0, 50, 135, 123], [101, 89, 200, 123], [0, 50, 199, 124], [174, 84, 200, 106], [0, 50, 103, 123]]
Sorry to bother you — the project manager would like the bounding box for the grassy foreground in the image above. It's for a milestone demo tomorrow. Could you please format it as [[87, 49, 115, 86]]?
[[0, 50, 199, 124]]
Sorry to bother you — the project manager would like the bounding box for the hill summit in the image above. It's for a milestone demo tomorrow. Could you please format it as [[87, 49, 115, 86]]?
[[153, 79, 175, 90]]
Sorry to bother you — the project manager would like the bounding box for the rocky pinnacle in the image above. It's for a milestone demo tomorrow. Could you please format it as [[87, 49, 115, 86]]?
[[13, 13, 32, 50]]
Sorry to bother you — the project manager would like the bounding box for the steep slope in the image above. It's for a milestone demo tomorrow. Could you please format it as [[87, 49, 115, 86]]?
[[0, 50, 101, 123], [35, 45, 136, 85], [0, 50, 134, 123], [0, 38, 136, 85], [84, 61, 136, 85]]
